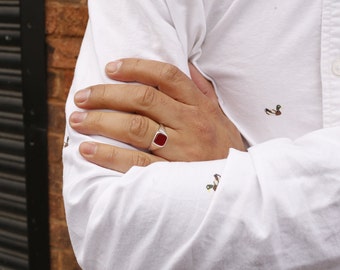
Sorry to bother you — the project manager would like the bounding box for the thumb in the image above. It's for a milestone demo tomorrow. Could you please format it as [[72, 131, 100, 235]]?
[[188, 63, 218, 103]]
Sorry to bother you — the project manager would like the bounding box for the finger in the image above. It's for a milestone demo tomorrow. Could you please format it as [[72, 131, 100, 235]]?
[[70, 109, 199, 161], [105, 58, 205, 105], [79, 141, 166, 173], [73, 84, 188, 127], [188, 63, 219, 105], [70, 110, 175, 150]]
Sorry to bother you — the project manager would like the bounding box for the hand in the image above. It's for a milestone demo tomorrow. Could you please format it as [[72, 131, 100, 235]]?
[[70, 59, 245, 172]]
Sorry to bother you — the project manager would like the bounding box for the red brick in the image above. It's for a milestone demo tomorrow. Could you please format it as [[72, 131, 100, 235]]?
[[61, 250, 82, 270], [50, 221, 72, 249], [47, 37, 83, 69], [48, 101, 66, 134], [49, 192, 66, 220], [47, 69, 61, 99], [50, 248, 61, 270], [46, 2, 88, 36], [46, 1, 84, 268], [46, 0, 87, 5], [49, 160, 63, 194], [48, 132, 64, 163], [48, 68, 74, 101], [64, 69, 75, 97]]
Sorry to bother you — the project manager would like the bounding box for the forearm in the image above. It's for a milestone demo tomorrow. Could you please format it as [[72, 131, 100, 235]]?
[[63, 140, 228, 268], [63, 125, 340, 269]]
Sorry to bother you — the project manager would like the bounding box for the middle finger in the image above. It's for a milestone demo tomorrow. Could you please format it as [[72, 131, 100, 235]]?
[[74, 83, 188, 127]]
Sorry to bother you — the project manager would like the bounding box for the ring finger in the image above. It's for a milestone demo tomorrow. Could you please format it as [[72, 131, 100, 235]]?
[[69, 110, 173, 150]]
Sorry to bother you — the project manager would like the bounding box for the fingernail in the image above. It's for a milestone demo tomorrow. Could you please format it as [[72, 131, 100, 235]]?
[[70, 111, 87, 124], [75, 88, 90, 103], [80, 142, 97, 156], [106, 61, 122, 74]]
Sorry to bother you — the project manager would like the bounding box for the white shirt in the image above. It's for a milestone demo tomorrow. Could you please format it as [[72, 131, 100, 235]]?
[[63, 0, 340, 269]]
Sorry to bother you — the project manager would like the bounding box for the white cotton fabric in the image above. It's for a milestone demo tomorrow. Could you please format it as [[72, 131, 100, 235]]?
[[63, 0, 340, 269]]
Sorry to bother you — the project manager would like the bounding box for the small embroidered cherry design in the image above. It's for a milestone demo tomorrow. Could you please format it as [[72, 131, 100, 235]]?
[[206, 174, 221, 191], [265, 105, 282, 116]]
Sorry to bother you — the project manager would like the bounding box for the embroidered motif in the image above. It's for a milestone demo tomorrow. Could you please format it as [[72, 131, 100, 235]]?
[[265, 105, 282, 116], [206, 174, 221, 191], [63, 136, 69, 148]]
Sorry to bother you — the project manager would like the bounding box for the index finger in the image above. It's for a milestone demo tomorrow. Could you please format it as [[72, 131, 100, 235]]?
[[105, 58, 206, 105]]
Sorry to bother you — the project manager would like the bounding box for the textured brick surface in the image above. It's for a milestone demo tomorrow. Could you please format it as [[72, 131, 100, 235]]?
[[47, 68, 74, 101], [46, 2, 88, 37], [47, 37, 83, 69], [46, 1, 87, 269], [48, 102, 66, 134]]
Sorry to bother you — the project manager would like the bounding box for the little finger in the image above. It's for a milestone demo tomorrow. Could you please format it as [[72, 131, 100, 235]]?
[[79, 141, 166, 173]]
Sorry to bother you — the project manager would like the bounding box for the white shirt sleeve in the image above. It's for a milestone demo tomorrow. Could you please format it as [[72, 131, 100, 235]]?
[[63, 0, 340, 269]]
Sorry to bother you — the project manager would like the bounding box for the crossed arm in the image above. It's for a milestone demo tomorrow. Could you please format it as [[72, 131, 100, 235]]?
[[63, 0, 340, 267], [64, 58, 340, 269]]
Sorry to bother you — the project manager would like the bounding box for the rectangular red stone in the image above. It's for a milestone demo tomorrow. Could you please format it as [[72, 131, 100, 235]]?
[[154, 133, 167, 146]]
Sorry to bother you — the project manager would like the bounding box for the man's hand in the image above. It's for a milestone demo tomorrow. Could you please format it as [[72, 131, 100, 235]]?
[[70, 59, 245, 172]]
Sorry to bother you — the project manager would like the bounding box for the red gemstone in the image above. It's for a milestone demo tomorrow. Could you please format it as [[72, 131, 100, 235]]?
[[154, 133, 167, 146]]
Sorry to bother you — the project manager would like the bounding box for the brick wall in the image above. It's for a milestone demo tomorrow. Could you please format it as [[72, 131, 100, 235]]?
[[45, 1, 88, 269]]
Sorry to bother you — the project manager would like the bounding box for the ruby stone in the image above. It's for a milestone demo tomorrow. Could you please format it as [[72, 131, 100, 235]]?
[[154, 133, 167, 146]]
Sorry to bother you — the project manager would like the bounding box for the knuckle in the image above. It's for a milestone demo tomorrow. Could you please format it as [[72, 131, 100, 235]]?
[[106, 147, 117, 160], [136, 86, 156, 107], [132, 152, 151, 167], [84, 111, 108, 134], [88, 84, 105, 105], [134, 58, 143, 69], [98, 84, 110, 105], [160, 64, 181, 83], [100, 84, 109, 98], [90, 111, 104, 127], [130, 59, 144, 75], [91, 84, 113, 106], [129, 115, 149, 138], [105, 146, 118, 164]]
